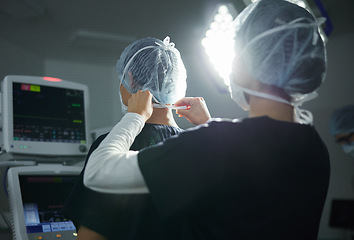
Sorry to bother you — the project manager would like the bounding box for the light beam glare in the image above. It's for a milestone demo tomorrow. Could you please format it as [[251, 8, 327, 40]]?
[[202, 4, 236, 86]]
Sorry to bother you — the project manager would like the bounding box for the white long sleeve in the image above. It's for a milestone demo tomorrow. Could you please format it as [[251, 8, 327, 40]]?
[[84, 113, 149, 194]]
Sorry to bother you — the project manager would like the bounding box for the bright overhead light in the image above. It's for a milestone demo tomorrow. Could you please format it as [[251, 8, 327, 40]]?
[[202, 4, 237, 86]]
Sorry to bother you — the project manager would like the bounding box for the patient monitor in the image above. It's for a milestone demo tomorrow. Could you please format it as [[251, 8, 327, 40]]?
[[7, 165, 81, 240], [0, 75, 91, 158], [0, 75, 92, 239]]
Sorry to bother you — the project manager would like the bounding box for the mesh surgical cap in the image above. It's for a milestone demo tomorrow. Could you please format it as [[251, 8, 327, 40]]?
[[233, 0, 327, 99], [330, 105, 354, 136], [116, 36, 187, 105]]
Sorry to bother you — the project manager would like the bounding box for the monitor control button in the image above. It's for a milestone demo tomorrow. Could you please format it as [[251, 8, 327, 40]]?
[[79, 145, 87, 153]]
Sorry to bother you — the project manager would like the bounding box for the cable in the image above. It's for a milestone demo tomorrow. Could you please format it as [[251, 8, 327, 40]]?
[[0, 167, 12, 229], [0, 207, 11, 230], [2, 167, 9, 198]]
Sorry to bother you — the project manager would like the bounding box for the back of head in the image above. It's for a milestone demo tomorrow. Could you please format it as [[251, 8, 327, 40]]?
[[116, 37, 187, 105], [330, 105, 354, 136], [233, 0, 327, 98]]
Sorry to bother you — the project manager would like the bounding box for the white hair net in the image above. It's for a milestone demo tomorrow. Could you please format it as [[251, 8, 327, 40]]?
[[330, 105, 354, 136], [233, 0, 327, 100], [116, 36, 187, 106]]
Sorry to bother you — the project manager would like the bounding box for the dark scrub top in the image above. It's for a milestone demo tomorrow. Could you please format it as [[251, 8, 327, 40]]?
[[138, 117, 330, 240]]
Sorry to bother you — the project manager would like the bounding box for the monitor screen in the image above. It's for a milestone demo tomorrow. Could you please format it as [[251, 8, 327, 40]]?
[[1, 75, 91, 156], [13, 82, 86, 144], [20, 175, 77, 234], [7, 165, 81, 240]]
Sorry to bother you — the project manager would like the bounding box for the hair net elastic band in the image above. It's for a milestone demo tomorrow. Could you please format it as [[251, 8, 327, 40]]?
[[151, 95, 187, 109], [292, 91, 318, 105], [239, 85, 316, 124]]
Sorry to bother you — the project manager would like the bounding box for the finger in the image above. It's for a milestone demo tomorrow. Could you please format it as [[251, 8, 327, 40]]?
[[145, 90, 152, 100], [175, 97, 194, 107], [176, 109, 191, 119]]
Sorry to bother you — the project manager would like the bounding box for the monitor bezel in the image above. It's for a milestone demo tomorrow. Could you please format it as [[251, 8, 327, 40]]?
[[7, 165, 82, 240], [1, 75, 91, 156]]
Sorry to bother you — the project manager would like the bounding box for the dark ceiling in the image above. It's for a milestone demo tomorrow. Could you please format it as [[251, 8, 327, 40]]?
[[0, 0, 353, 65]]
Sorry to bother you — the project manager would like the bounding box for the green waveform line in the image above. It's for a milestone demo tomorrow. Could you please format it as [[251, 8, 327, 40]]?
[[14, 115, 68, 121]]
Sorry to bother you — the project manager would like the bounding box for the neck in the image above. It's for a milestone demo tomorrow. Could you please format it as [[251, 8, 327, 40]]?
[[244, 78, 294, 122], [146, 108, 178, 127], [249, 95, 294, 122]]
